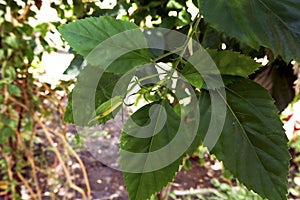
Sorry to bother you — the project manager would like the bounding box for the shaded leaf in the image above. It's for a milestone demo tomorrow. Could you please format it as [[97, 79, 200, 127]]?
[[88, 95, 123, 125], [7, 84, 21, 97], [120, 101, 184, 200], [199, 76, 290, 200], [179, 64, 204, 88], [200, 0, 300, 61], [251, 59, 296, 111], [73, 0, 84, 18], [4, 33, 20, 49], [63, 64, 131, 126]]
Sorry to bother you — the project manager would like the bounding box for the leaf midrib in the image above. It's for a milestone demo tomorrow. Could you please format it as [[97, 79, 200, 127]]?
[[216, 88, 280, 196]]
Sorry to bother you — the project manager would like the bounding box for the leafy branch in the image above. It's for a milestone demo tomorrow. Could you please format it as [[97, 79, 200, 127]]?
[[58, 0, 300, 198]]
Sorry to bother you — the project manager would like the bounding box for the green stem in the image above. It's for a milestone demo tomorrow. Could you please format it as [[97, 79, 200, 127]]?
[[126, 72, 166, 96], [151, 48, 183, 63]]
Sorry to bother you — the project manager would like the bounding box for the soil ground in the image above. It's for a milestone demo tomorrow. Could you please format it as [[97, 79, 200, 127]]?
[[77, 151, 223, 200], [70, 114, 228, 200]]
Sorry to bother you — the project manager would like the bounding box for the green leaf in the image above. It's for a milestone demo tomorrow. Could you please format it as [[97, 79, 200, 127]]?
[[7, 84, 21, 97], [0, 127, 14, 144], [63, 54, 84, 76], [179, 64, 204, 88], [0, 49, 4, 60], [3, 67, 16, 82], [120, 101, 184, 200], [207, 49, 261, 76], [72, 0, 84, 18], [199, 76, 290, 200], [200, 0, 300, 62], [160, 17, 180, 29], [59, 16, 150, 74], [88, 95, 123, 125], [4, 33, 20, 49], [180, 49, 260, 88], [167, 0, 184, 9], [63, 64, 130, 126], [0, 94, 4, 104], [178, 9, 191, 25]]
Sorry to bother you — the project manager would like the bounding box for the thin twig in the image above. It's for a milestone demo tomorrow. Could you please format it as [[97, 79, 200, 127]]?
[[28, 124, 42, 200], [27, 155, 42, 200], [7, 95, 29, 111], [49, 128, 91, 199], [16, 172, 37, 199], [4, 154, 17, 200], [33, 115, 89, 199]]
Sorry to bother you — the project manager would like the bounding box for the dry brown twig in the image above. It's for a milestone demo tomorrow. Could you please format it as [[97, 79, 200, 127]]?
[[49, 127, 92, 197], [33, 115, 91, 199], [16, 172, 37, 199], [4, 154, 17, 199]]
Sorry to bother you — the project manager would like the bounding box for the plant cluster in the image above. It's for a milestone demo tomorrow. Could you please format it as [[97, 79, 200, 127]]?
[[60, 0, 300, 200], [0, 1, 94, 199]]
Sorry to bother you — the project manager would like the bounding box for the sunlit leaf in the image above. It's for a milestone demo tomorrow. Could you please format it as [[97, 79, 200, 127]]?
[[180, 49, 260, 88], [59, 16, 150, 74]]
